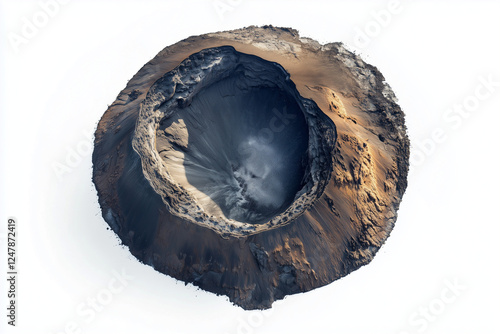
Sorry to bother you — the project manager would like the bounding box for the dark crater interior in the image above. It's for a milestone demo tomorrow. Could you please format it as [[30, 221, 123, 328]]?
[[156, 72, 310, 225]]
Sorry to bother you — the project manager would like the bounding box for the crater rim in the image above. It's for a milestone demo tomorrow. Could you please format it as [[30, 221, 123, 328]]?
[[132, 45, 336, 237]]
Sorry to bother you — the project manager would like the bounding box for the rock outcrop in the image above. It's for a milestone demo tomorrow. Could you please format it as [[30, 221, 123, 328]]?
[[92, 26, 409, 310]]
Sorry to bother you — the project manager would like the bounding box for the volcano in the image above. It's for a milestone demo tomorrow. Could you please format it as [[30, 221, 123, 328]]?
[[92, 26, 409, 310]]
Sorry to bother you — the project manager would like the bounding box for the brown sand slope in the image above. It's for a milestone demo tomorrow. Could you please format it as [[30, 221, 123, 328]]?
[[92, 26, 409, 310]]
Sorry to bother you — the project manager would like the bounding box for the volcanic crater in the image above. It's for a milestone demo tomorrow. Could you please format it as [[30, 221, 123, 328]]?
[[92, 26, 409, 310]]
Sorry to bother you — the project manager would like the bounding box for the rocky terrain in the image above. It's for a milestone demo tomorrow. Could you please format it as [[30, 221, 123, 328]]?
[[92, 25, 409, 310]]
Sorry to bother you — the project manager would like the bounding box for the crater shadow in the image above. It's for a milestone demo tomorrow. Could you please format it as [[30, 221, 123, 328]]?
[[156, 70, 310, 225]]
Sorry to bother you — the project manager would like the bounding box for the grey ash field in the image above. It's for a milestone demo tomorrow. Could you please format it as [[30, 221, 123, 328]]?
[[92, 26, 409, 310]]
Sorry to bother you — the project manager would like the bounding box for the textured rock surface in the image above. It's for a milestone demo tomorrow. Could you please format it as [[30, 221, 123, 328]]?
[[133, 46, 335, 237], [92, 26, 409, 310]]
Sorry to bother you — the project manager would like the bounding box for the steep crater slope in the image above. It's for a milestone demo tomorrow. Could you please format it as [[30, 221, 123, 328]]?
[[92, 26, 409, 310], [133, 46, 335, 236]]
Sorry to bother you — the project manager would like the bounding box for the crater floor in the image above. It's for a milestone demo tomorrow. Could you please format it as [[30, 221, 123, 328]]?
[[156, 83, 310, 225]]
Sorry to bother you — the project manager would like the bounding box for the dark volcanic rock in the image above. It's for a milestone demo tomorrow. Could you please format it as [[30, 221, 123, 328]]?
[[92, 26, 410, 310]]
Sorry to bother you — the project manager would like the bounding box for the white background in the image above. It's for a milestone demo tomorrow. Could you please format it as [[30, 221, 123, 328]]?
[[1, 1, 499, 333]]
